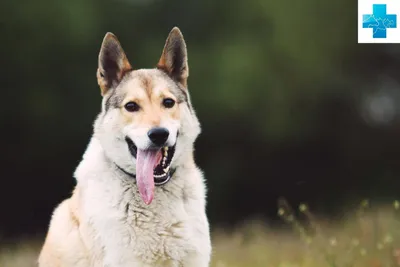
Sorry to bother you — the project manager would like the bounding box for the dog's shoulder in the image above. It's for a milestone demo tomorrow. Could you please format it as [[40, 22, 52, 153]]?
[[38, 188, 90, 267]]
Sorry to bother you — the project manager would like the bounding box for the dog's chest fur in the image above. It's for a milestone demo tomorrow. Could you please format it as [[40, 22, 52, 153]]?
[[75, 139, 210, 267]]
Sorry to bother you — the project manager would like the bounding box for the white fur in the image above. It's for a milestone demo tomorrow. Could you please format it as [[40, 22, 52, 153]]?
[[73, 137, 211, 267], [39, 26, 211, 266], [38, 69, 211, 266]]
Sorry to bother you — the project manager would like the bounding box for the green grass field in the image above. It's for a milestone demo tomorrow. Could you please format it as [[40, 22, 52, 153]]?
[[2, 200, 400, 267]]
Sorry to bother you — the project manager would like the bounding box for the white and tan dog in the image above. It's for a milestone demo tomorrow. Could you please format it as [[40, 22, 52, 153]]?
[[38, 27, 211, 267]]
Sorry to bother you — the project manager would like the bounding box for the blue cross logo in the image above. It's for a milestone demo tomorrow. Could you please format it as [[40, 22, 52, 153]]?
[[363, 4, 397, 38]]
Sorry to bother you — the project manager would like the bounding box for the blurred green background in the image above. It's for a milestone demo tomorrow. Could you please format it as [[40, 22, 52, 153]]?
[[2, 0, 400, 239]]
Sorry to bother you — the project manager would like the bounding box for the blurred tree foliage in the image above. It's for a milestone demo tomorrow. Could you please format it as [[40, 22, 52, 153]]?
[[2, 0, 400, 238]]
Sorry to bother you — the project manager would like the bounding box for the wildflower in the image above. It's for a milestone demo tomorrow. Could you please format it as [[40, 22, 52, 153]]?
[[278, 208, 285, 216], [361, 199, 369, 208], [352, 239, 360, 247], [384, 234, 393, 244], [299, 203, 308, 212]]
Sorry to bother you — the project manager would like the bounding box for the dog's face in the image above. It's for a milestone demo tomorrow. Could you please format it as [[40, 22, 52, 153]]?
[[93, 28, 200, 204]]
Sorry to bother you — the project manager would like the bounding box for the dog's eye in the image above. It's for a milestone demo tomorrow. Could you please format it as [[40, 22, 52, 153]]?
[[163, 98, 175, 108], [124, 102, 140, 112]]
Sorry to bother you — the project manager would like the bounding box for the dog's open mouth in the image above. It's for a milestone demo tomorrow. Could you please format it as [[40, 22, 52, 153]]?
[[125, 137, 176, 205]]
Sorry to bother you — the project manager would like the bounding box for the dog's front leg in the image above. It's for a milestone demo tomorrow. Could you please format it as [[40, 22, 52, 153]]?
[[38, 199, 90, 267]]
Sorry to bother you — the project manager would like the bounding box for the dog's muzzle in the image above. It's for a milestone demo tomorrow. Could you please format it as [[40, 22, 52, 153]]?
[[124, 136, 176, 185]]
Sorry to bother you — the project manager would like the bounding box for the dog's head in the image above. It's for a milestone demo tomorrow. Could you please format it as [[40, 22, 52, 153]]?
[[93, 27, 201, 204]]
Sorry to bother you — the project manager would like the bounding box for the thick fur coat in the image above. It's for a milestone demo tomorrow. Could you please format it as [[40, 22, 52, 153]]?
[[38, 27, 212, 267]]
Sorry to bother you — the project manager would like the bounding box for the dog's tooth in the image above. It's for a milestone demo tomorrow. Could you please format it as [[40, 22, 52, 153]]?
[[154, 172, 166, 178], [165, 147, 169, 151], [164, 150, 168, 157], [163, 166, 170, 173]]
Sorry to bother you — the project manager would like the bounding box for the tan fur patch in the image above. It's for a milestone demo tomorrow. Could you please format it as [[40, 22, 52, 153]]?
[[97, 32, 133, 96], [156, 28, 188, 88], [97, 68, 108, 96], [69, 188, 80, 227], [119, 71, 181, 127]]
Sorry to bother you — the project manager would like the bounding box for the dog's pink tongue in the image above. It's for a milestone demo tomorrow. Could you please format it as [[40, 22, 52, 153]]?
[[136, 149, 162, 205]]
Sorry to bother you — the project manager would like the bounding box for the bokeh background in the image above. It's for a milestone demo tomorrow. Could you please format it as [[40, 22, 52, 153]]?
[[2, 0, 400, 248]]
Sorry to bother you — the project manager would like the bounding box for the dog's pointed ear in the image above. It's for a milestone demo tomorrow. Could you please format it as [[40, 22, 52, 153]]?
[[97, 33, 132, 96], [157, 27, 189, 88]]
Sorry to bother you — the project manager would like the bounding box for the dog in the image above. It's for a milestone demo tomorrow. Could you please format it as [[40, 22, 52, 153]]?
[[38, 27, 212, 267]]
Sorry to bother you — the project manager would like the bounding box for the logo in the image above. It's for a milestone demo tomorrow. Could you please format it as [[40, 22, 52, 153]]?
[[358, 0, 400, 43]]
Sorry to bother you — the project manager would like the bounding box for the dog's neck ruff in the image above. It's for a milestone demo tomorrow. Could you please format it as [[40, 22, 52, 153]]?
[[115, 163, 176, 186]]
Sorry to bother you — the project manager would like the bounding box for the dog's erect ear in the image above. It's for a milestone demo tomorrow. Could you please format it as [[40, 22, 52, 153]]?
[[97, 33, 132, 96], [157, 27, 189, 88]]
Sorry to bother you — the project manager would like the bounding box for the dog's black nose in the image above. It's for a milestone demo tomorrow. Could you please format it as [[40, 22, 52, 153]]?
[[148, 127, 169, 146]]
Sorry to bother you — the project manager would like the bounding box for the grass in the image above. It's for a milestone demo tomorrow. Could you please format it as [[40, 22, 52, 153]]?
[[2, 199, 400, 267], [0, 239, 41, 267]]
